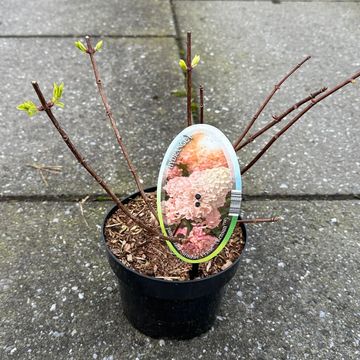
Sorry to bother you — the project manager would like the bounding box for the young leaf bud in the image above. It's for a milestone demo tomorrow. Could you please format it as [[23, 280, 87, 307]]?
[[94, 40, 103, 52], [179, 59, 188, 72], [191, 54, 200, 68], [74, 41, 87, 53], [17, 101, 39, 117]]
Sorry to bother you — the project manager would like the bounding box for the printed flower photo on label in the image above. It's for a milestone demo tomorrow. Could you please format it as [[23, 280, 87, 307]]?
[[157, 124, 242, 262]]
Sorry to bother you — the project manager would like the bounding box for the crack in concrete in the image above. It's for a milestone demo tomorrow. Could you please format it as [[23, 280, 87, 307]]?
[[0, 193, 358, 203], [170, 0, 200, 123]]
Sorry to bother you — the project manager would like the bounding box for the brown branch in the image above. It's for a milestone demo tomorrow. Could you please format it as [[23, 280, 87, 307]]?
[[31, 81, 174, 240], [186, 31, 192, 127], [233, 56, 311, 150], [241, 69, 360, 175], [199, 85, 204, 124], [84, 36, 159, 222], [238, 217, 280, 224], [237, 87, 327, 151]]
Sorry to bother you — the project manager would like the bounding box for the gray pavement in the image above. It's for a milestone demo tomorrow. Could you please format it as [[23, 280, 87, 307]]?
[[1, 1, 359, 359], [1, 200, 359, 359], [175, 1, 360, 195], [0, 0, 175, 36], [0, 38, 184, 196]]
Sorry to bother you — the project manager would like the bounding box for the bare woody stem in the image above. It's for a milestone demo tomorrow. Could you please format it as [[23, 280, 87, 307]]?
[[237, 87, 327, 151], [241, 69, 360, 175], [31, 81, 180, 242], [238, 217, 280, 224], [186, 32, 192, 127], [199, 85, 204, 124], [233, 56, 311, 150], [84, 36, 158, 222]]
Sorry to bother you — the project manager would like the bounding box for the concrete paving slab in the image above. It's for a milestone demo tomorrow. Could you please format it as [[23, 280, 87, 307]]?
[[174, 1, 360, 195], [0, 0, 175, 36], [1, 199, 359, 359], [0, 37, 186, 197], [182, 0, 360, 3]]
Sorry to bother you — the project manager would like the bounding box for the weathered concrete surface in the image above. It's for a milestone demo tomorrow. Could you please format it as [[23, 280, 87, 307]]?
[[0, 38, 185, 197], [185, 0, 360, 2], [1, 1, 360, 359], [1, 200, 359, 359], [174, 1, 360, 196], [0, 0, 175, 36]]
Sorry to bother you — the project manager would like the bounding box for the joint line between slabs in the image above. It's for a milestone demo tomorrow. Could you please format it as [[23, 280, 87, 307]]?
[[170, 0, 200, 123], [0, 34, 177, 39], [0, 194, 359, 204]]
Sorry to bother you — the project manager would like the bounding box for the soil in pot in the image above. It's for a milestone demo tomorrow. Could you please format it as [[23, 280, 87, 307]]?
[[105, 191, 246, 281]]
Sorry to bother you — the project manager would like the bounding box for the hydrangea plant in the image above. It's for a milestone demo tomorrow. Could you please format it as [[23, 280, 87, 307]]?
[[17, 33, 360, 266]]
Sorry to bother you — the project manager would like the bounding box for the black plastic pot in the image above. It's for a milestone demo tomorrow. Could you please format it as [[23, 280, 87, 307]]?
[[101, 187, 247, 339]]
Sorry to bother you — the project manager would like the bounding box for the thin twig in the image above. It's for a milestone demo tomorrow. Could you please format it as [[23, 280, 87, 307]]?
[[39, 169, 48, 186], [199, 85, 204, 124], [233, 56, 311, 150], [27, 163, 63, 173], [27, 163, 63, 186], [238, 217, 280, 224], [105, 222, 125, 228], [237, 87, 327, 151], [31, 81, 172, 240], [241, 69, 360, 174], [31, 164, 62, 172], [78, 195, 90, 227], [84, 36, 158, 222], [186, 31, 192, 127]]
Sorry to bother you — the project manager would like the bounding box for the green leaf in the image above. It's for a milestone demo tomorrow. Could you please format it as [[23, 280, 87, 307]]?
[[94, 40, 103, 52], [17, 103, 29, 111], [191, 54, 200, 68], [17, 101, 38, 117], [74, 41, 87, 53], [178, 59, 187, 72], [57, 82, 64, 99], [52, 82, 58, 101], [52, 82, 64, 104], [54, 100, 64, 108], [57, 82, 64, 98]]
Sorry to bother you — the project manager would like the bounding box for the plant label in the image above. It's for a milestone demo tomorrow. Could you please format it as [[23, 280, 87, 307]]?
[[157, 124, 242, 263]]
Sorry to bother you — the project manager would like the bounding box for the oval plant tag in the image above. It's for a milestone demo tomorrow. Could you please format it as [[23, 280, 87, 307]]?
[[157, 124, 242, 263]]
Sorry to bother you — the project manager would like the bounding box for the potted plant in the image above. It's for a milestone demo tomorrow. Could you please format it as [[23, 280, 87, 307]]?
[[17, 33, 359, 339]]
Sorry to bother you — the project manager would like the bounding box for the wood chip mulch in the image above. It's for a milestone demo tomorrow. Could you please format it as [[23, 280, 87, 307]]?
[[105, 192, 246, 281]]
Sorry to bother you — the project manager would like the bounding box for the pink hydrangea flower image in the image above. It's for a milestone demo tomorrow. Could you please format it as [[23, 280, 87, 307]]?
[[177, 226, 218, 258], [166, 133, 228, 179], [166, 166, 183, 179], [175, 227, 188, 237], [161, 131, 236, 258], [163, 166, 232, 228], [203, 208, 221, 229]]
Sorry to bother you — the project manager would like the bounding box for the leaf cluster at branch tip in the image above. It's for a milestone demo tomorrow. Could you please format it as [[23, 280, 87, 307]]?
[[52, 82, 65, 108], [191, 54, 200, 68], [16, 101, 38, 117], [178, 55, 201, 71], [94, 40, 103, 52], [74, 41, 87, 53], [179, 59, 187, 72]]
